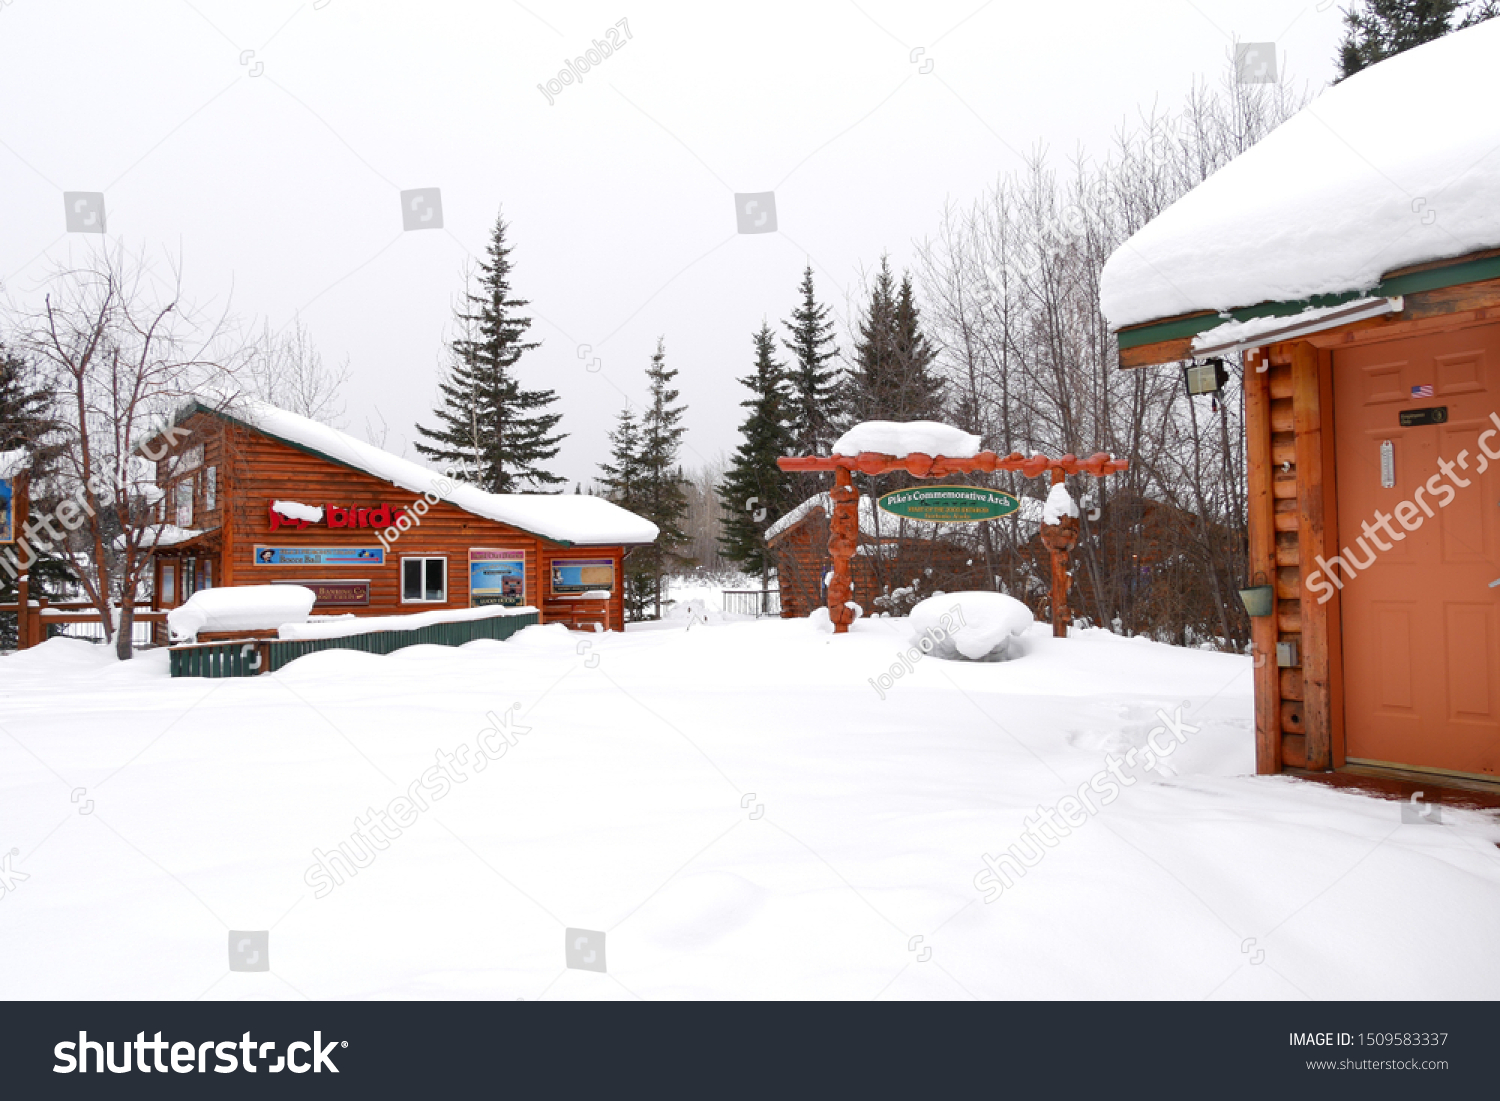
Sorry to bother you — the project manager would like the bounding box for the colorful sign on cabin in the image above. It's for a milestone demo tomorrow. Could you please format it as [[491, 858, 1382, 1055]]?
[[876, 485, 1020, 523], [552, 558, 615, 595], [469, 548, 527, 608], [271, 578, 371, 606], [253, 546, 385, 566]]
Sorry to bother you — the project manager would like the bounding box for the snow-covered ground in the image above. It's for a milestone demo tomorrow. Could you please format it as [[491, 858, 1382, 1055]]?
[[2, 618, 1497, 1000], [635, 570, 770, 627]]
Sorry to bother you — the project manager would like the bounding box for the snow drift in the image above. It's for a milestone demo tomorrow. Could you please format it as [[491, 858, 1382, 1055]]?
[[167, 585, 316, 642], [909, 591, 1033, 661]]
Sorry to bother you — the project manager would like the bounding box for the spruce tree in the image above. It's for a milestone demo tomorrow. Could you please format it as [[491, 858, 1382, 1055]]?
[[780, 265, 839, 503], [893, 272, 944, 419], [1336, 0, 1496, 79], [598, 406, 642, 508], [841, 256, 946, 426], [634, 338, 691, 618], [718, 323, 795, 587], [597, 406, 652, 620], [0, 342, 72, 646], [415, 210, 566, 492], [781, 267, 838, 447]]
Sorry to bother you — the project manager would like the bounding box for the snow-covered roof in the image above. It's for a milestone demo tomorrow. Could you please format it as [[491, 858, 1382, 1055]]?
[[123, 524, 204, 549], [172, 397, 659, 546], [832, 421, 981, 458], [767, 488, 1044, 542], [1101, 19, 1500, 332]]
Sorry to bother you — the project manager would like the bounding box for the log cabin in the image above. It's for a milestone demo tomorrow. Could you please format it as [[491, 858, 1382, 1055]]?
[[1100, 22, 1500, 786], [142, 398, 657, 638]]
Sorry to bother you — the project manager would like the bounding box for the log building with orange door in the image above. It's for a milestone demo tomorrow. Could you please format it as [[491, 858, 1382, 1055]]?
[[142, 398, 657, 637], [1101, 23, 1500, 786]]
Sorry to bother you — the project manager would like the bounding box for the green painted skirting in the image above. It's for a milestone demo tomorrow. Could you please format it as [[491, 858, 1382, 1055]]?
[[168, 611, 541, 678], [1116, 252, 1500, 351]]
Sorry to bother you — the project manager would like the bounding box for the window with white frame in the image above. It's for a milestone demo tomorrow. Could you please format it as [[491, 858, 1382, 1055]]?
[[401, 557, 447, 603]]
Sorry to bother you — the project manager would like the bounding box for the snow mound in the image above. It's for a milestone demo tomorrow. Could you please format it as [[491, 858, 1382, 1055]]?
[[1101, 19, 1500, 330], [125, 525, 202, 549], [667, 598, 715, 626], [168, 585, 316, 642], [1042, 483, 1078, 524], [831, 420, 981, 458], [909, 591, 1032, 661], [271, 499, 324, 523], [506, 622, 577, 651], [807, 602, 863, 633], [279, 604, 537, 640]]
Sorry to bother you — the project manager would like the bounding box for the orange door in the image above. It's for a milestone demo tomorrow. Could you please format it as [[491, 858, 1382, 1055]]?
[[1332, 322, 1500, 779]]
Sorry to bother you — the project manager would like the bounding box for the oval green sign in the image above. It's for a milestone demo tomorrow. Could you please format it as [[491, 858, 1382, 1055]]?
[[876, 485, 1019, 523]]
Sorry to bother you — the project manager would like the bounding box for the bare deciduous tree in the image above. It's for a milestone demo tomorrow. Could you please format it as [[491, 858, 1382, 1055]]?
[[905, 61, 1308, 647], [244, 316, 351, 427], [15, 243, 244, 658]]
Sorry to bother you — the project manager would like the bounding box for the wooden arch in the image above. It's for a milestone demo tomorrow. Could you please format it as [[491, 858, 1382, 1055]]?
[[775, 450, 1129, 635]]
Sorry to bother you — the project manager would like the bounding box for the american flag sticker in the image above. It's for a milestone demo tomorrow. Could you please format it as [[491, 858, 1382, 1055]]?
[[1412, 384, 1434, 398]]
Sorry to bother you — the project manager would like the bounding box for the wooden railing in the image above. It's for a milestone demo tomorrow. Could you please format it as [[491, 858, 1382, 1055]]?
[[0, 599, 166, 649], [722, 590, 782, 618]]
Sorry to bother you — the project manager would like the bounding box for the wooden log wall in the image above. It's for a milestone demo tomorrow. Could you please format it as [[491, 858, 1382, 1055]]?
[[1246, 342, 1340, 773]]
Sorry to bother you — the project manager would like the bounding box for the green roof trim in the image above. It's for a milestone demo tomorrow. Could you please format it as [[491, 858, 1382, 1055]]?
[[1116, 252, 1500, 351]]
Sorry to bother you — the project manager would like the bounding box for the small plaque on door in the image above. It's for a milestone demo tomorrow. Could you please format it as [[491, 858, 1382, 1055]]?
[[1399, 406, 1447, 427]]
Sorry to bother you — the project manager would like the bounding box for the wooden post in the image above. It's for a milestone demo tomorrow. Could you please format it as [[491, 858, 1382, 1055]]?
[[827, 466, 859, 634], [1038, 468, 1078, 639], [1292, 340, 1332, 771], [15, 570, 28, 649], [1317, 347, 1346, 769], [12, 472, 30, 650], [1244, 346, 1282, 774]]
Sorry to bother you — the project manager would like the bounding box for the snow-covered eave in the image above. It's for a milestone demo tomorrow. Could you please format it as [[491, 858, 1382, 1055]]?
[[121, 523, 215, 550], [165, 400, 658, 548], [1115, 248, 1500, 365]]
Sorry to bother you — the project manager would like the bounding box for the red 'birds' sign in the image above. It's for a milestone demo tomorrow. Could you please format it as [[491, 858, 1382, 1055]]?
[[267, 503, 410, 532]]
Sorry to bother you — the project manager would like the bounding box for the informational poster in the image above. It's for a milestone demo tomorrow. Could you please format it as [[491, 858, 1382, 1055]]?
[[0, 478, 12, 544], [253, 546, 385, 566], [470, 548, 526, 607], [551, 557, 614, 595]]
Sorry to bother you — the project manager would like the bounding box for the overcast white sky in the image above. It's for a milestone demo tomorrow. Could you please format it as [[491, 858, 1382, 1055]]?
[[0, 0, 1342, 486]]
